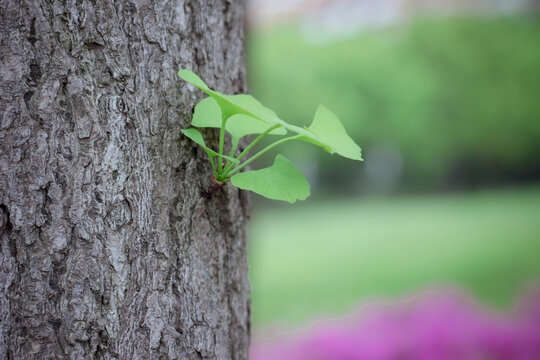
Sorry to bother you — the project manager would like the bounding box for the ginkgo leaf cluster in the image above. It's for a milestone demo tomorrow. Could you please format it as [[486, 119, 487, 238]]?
[[179, 69, 362, 203]]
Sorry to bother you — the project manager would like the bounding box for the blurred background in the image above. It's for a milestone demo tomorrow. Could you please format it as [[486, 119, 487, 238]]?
[[243, 0, 540, 358]]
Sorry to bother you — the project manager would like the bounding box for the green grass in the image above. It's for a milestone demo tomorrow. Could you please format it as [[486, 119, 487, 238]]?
[[248, 186, 540, 327]]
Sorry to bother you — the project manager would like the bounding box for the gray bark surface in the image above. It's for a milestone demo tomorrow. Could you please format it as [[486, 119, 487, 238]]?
[[0, 1, 250, 359]]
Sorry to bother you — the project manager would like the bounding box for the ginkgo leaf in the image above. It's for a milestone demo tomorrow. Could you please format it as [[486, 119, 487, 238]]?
[[222, 94, 281, 125], [178, 69, 210, 91], [192, 97, 286, 142], [181, 128, 239, 163], [179, 69, 283, 125], [192, 97, 221, 128], [276, 105, 362, 159], [306, 105, 363, 161], [285, 123, 333, 153], [231, 155, 310, 203], [226, 114, 286, 141]]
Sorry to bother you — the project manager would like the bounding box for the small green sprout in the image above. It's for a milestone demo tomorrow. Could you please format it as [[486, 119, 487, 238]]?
[[179, 69, 363, 203]]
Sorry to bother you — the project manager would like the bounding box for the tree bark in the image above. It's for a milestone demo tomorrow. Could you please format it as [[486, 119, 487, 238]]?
[[0, 1, 250, 359]]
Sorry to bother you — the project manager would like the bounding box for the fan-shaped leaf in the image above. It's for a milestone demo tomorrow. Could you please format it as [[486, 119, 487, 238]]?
[[231, 155, 310, 203], [306, 105, 363, 161], [285, 123, 333, 153], [227, 114, 286, 141], [192, 97, 221, 128], [179, 69, 283, 125], [178, 69, 210, 91], [192, 97, 286, 142], [222, 94, 281, 125]]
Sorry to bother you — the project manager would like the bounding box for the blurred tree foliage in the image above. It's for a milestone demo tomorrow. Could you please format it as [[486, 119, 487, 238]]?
[[247, 15, 540, 191]]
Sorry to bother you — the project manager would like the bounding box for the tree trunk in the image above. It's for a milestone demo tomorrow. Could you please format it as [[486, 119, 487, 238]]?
[[0, 1, 250, 359]]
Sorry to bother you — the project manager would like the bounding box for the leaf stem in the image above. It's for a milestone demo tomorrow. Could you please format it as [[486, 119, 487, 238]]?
[[221, 124, 281, 178], [218, 115, 227, 172], [236, 124, 281, 162], [221, 141, 239, 174], [224, 134, 301, 177], [209, 156, 218, 176]]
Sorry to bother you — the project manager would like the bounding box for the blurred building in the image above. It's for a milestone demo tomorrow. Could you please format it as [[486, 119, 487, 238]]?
[[247, 0, 540, 35]]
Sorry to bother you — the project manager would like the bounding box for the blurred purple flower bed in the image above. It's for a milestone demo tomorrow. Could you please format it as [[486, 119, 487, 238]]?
[[251, 293, 540, 360]]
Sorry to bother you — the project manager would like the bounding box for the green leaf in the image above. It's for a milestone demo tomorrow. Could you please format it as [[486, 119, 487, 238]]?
[[181, 128, 239, 163], [192, 97, 222, 128], [231, 155, 310, 203], [306, 105, 363, 160], [269, 105, 362, 159], [178, 69, 210, 91], [179, 69, 283, 125], [285, 123, 333, 153], [192, 97, 286, 141], [221, 94, 282, 125], [227, 114, 286, 141]]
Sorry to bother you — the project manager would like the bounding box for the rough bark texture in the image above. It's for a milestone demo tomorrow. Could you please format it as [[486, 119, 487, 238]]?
[[0, 1, 251, 359]]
